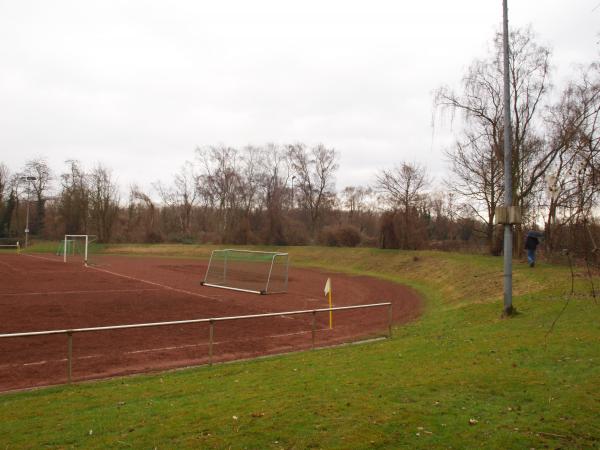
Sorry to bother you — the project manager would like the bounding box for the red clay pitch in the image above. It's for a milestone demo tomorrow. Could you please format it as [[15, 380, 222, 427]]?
[[0, 252, 421, 392]]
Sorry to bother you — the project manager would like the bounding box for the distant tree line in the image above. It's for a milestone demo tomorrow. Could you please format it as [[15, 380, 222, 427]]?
[[1, 26, 598, 262], [0, 149, 474, 251]]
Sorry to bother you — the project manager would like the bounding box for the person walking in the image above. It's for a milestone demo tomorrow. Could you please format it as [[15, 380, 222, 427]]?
[[525, 231, 543, 267]]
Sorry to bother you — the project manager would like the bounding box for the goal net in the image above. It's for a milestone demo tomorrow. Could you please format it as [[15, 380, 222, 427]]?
[[57, 235, 97, 266], [201, 249, 289, 294], [0, 238, 20, 252]]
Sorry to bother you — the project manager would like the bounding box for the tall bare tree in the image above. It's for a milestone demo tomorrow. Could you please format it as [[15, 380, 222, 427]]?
[[288, 143, 338, 233], [375, 161, 429, 249], [541, 63, 600, 252], [260, 144, 291, 244], [128, 184, 159, 242], [436, 27, 557, 251], [154, 161, 199, 236], [59, 160, 89, 235], [196, 146, 241, 236], [89, 164, 120, 243], [444, 136, 504, 252], [0, 163, 16, 236], [23, 157, 52, 236]]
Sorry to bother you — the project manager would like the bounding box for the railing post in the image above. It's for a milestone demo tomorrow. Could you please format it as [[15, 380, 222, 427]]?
[[388, 303, 393, 339], [209, 320, 214, 365], [67, 331, 73, 383], [311, 311, 316, 350]]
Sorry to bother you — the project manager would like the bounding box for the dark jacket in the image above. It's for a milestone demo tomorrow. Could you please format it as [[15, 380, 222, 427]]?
[[524, 231, 543, 250], [525, 236, 539, 250]]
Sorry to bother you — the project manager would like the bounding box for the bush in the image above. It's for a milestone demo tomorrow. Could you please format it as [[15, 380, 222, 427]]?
[[359, 234, 379, 248], [319, 224, 362, 247], [282, 218, 310, 245], [144, 231, 163, 244]]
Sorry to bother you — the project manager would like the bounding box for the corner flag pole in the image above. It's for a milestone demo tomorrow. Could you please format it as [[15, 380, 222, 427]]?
[[324, 278, 333, 329]]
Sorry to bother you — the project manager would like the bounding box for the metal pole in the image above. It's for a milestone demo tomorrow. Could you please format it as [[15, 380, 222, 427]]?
[[25, 192, 30, 248], [208, 320, 214, 365], [18, 176, 36, 248], [265, 254, 275, 294], [311, 311, 316, 349], [67, 331, 73, 383], [84, 235, 88, 266], [388, 303, 393, 338], [502, 0, 514, 316], [284, 254, 289, 292], [64, 235, 67, 263]]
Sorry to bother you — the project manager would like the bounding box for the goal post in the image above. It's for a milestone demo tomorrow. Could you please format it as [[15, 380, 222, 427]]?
[[58, 235, 97, 266], [201, 249, 289, 295]]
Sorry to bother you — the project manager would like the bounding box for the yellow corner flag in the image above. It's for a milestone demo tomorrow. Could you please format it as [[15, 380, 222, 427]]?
[[324, 278, 333, 329]]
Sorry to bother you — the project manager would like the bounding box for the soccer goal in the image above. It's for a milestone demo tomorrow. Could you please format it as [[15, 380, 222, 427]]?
[[57, 235, 97, 266], [201, 249, 289, 295], [0, 238, 20, 253]]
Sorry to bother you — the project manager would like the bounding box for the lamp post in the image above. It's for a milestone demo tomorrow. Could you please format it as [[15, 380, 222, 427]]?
[[19, 176, 37, 248]]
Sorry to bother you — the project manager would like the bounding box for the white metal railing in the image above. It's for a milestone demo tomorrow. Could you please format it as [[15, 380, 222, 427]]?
[[0, 302, 393, 384], [0, 241, 20, 252]]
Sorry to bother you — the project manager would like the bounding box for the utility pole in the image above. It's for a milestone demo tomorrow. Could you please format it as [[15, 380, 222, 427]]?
[[502, 0, 514, 316]]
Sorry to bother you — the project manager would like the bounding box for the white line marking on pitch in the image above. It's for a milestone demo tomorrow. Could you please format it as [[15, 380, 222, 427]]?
[[22, 252, 224, 302], [21, 253, 63, 263], [22, 361, 47, 366], [0, 259, 24, 273], [0, 288, 162, 297], [20, 253, 309, 323], [2, 354, 103, 369], [87, 265, 225, 302]]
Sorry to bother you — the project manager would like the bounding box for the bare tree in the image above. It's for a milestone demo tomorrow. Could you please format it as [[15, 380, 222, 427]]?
[[436, 27, 557, 251], [23, 157, 52, 236], [375, 162, 429, 209], [260, 143, 291, 244], [0, 163, 16, 236], [196, 146, 241, 236], [128, 184, 159, 242], [340, 185, 374, 233], [288, 143, 338, 233], [59, 160, 89, 235], [444, 135, 504, 253], [89, 164, 120, 243], [375, 162, 430, 249], [154, 161, 199, 236], [0, 163, 9, 203]]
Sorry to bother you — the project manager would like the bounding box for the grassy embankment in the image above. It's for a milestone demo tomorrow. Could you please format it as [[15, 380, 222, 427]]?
[[1, 244, 599, 448]]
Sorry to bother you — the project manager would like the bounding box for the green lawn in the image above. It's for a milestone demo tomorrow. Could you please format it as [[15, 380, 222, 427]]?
[[2, 245, 599, 448]]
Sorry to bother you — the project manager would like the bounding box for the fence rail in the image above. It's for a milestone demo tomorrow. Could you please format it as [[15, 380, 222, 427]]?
[[0, 302, 393, 384]]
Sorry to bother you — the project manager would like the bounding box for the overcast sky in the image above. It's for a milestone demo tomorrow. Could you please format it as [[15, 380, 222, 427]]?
[[0, 1, 598, 198]]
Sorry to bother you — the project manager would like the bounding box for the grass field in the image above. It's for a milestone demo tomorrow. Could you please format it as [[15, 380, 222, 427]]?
[[1, 244, 599, 448]]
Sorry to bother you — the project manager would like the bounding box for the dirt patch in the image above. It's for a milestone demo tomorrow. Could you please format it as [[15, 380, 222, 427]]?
[[0, 253, 421, 392]]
